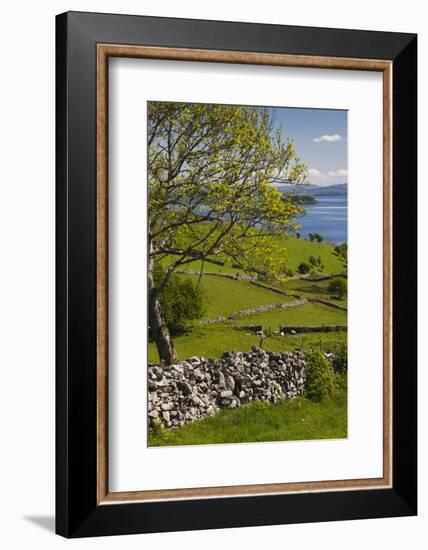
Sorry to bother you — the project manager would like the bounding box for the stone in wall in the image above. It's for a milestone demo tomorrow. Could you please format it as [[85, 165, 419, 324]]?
[[148, 347, 307, 431]]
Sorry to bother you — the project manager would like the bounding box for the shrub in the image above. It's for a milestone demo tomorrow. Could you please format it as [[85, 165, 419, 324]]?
[[154, 265, 205, 332], [304, 349, 335, 402], [309, 255, 324, 272], [333, 342, 348, 373], [297, 262, 310, 274], [332, 342, 348, 394], [309, 232, 324, 243], [334, 243, 348, 262], [335, 370, 347, 394], [327, 278, 347, 299]]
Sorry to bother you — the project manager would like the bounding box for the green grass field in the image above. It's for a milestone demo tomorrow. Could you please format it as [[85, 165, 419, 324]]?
[[150, 236, 347, 364], [282, 277, 347, 307], [149, 234, 348, 447], [186, 275, 293, 320], [148, 393, 347, 446], [163, 255, 242, 275], [272, 235, 346, 274], [148, 322, 347, 363], [164, 236, 345, 277], [228, 302, 346, 327]]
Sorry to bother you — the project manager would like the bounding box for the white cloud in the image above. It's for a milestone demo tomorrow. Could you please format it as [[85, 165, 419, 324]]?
[[327, 168, 348, 178], [307, 167, 348, 184], [313, 134, 343, 143], [307, 168, 323, 178]]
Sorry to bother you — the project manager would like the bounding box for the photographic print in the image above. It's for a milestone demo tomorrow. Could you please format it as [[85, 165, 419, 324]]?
[[147, 101, 348, 447]]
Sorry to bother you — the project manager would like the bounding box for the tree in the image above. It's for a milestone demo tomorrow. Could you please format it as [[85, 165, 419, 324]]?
[[148, 102, 307, 364], [334, 243, 348, 266], [327, 278, 347, 299], [297, 262, 310, 274]]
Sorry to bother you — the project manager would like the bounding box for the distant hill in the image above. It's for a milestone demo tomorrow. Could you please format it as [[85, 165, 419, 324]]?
[[311, 183, 347, 196], [279, 183, 347, 197]]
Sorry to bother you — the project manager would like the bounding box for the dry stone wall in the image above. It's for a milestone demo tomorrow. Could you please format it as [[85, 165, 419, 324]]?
[[148, 347, 307, 431], [279, 324, 347, 334]]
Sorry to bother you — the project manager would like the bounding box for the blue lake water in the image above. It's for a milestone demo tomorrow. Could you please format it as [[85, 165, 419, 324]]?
[[296, 196, 347, 244]]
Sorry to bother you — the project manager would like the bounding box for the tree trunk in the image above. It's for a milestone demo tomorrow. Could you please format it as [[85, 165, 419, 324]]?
[[148, 253, 178, 366]]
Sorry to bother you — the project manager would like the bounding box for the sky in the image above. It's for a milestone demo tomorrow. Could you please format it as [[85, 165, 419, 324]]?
[[270, 107, 348, 187]]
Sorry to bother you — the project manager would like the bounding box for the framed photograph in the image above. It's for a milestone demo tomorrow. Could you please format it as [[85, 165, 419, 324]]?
[[56, 11, 417, 538]]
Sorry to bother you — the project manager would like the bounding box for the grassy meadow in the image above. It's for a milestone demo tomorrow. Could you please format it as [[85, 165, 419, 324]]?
[[148, 322, 347, 364], [149, 393, 347, 446], [149, 235, 347, 364], [148, 234, 348, 446], [188, 276, 294, 321]]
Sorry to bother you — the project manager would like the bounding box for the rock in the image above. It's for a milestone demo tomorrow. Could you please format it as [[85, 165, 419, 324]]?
[[147, 349, 317, 432], [225, 374, 235, 391], [193, 368, 204, 381], [177, 381, 192, 396], [148, 380, 157, 391], [217, 371, 226, 388], [219, 397, 232, 407]]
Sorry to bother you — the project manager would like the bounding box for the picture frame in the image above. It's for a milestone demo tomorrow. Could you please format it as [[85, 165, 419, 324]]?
[[56, 11, 417, 538]]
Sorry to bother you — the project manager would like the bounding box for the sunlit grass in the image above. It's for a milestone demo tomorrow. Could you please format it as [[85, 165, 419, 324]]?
[[185, 275, 293, 320], [148, 394, 347, 446], [227, 302, 346, 327], [148, 323, 347, 363], [282, 277, 347, 307]]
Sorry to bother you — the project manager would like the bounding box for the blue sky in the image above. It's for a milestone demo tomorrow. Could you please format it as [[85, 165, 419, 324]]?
[[270, 107, 348, 186]]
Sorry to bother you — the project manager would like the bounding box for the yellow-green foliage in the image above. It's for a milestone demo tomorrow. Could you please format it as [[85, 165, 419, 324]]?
[[164, 236, 346, 277], [148, 102, 308, 286]]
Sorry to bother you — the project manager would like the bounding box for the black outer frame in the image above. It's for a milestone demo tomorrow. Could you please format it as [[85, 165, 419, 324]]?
[[56, 11, 417, 538]]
